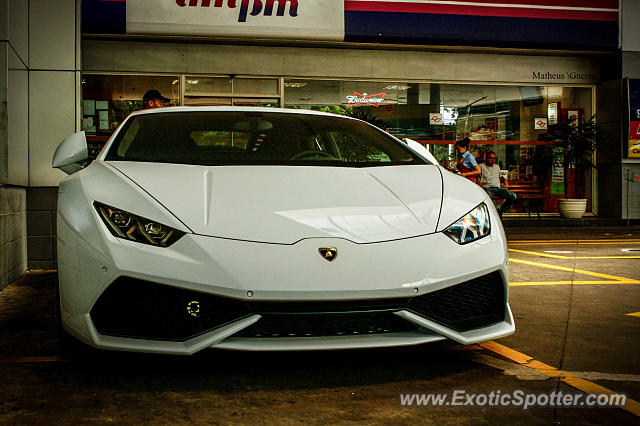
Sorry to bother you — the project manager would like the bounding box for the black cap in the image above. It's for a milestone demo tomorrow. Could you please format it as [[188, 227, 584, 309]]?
[[143, 89, 170, 104]]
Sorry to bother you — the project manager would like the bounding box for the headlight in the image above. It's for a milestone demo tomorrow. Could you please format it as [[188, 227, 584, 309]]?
[[443, 203, 491, 245], [94, 202, 185, 247]]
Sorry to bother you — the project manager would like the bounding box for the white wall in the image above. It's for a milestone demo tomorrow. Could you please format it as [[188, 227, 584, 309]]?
[[1, 0, 79, 283], [622, 0, 640, 52], [0, 0, 6, 41], [8, 50, 28, 186], [2, 0, 30, 186], [29, 0, 76, 70], [27, 0, 80, 186], [1, 43, 7, 183], [83, 41, 602, 85], [28, 71, 75, 185], [8, 0, 28, 63], [621, 1, 640, 219]]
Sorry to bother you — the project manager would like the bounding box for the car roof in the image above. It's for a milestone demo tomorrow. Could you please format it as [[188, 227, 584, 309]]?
[[128, 106, 357, 120]]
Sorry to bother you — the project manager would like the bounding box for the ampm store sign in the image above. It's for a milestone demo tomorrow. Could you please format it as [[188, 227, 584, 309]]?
[[82, 0, 618, 49], [174, 0, 300, 23], [85, 0, 345, 40], [127, 0, 344, 40]]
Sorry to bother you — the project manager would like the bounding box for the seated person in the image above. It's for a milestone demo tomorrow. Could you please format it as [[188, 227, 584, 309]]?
[[479, 151, 516, 217]]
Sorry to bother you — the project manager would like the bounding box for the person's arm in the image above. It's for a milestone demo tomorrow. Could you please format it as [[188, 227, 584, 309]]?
[[461, 156, 482, 178], [493, 164, 506, 187], [461, 165, 481, 178]]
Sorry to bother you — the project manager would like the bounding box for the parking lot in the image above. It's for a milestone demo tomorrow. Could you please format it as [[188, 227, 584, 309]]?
[[0, 225, 638, 425]]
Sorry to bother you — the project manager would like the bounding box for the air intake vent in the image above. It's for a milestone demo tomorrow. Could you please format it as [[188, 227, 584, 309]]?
[[90, 271, 505, 341]]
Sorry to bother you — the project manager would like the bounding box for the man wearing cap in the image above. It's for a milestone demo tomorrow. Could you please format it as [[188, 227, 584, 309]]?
[[142, 89, 170, 109]]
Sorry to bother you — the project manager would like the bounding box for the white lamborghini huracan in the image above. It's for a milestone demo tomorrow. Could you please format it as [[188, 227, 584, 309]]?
[[53, 107, 514, 355]]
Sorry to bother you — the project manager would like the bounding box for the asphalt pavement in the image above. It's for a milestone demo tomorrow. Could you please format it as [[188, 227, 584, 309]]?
[[0, 224, 638, 424]]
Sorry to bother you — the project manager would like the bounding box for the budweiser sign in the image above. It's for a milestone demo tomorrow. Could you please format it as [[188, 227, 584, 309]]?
[[346, 92, 386, 107]]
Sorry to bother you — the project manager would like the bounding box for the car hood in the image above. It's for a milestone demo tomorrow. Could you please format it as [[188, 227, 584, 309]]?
[[107, 162, 443, 244]]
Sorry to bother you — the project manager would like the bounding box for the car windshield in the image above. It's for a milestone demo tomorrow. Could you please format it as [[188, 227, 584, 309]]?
[[104, 111, 428, 167]]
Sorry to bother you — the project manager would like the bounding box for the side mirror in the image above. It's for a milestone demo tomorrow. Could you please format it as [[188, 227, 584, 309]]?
[[52, 131, 89, 175]]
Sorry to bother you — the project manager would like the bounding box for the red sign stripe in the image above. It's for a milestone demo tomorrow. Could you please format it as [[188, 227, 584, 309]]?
[[346, 0, 618, 9], [345, 1, 618, 21], [101, 0, 619, 6]]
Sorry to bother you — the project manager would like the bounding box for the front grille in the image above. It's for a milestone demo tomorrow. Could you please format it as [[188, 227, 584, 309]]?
[[90, 271, 505, 341], [248, 298, 407, 313], [407, 271, 505, 331], [235, 312, 417, 338]]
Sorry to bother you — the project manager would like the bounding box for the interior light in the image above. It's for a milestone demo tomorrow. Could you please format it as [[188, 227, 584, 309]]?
[[383, 84, 411, 91]]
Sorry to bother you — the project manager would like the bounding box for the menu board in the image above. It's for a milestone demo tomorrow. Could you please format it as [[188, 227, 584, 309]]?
[[548, 102, 559, 126], [82, 100, 111, 134]]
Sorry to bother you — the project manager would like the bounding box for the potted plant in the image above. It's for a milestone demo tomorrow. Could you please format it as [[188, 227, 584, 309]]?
[[339, 105, 390, 130], [550, 115, 606, 218]]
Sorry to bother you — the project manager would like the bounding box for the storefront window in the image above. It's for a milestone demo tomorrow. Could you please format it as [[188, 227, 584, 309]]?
[[82, 74, 180, 133], [185, 77, 232, 96], [82, 74, 281, 156], [184, 76, 280, 106], [437, 85, 593, 213], [81, 74, 180, 158], [284, 79, 435, 134], [233, 78, 279, 95], [82, 74, 594, 214], [284, 79, 594, 214]]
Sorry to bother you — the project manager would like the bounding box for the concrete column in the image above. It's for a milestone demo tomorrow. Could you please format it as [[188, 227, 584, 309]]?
[[1, 0, 80, 285]]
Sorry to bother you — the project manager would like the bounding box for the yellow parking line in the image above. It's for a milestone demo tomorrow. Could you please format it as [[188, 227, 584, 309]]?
[[509, 248, 640, 260], [509, 249, 567, 259], [511, 238, 640, 243], [510, 258, 640, 282], [508, 258, 640, 286], [479, 340, 640, 417], [554, 256, 640, 260], [627, 312, 640, 317], [510, 242, 640, 246], [0, 356, 70, 364], [510, 281, 640, 286], [509, 239, 640, 243]]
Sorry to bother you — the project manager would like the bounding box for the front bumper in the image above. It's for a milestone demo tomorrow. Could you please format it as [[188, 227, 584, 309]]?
[[84, 271, 514, 354], [91, 271, 507, 340], [58, 209, 513, 354]]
